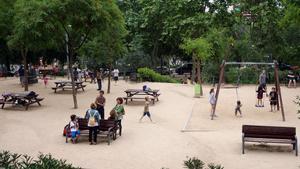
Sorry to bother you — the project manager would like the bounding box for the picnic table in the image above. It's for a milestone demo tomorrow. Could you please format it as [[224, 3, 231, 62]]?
[[123, 89, 160, 104], [0, 91, 44, 110], [52, 81, 86, 93]]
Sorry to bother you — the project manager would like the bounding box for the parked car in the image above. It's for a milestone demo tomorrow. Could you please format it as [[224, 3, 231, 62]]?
[[155, 66, 171, 75], [175, 63, 193, 75]]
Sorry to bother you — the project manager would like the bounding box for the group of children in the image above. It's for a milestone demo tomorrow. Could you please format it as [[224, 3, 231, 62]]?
[[209, 84, 279, 118]]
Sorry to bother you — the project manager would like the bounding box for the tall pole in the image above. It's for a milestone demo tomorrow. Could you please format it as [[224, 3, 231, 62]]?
[[65, 33, 70, 80], [212, 60, 225, 120], [274, 60, 285, 121]]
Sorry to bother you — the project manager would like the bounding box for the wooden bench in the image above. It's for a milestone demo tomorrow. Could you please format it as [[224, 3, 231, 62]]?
[[242, 125, 298, 156], [65, 118, 119, 145], [123, 97, 156, 104]]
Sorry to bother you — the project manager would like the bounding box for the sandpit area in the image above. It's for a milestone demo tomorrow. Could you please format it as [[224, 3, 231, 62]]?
[[0, 77, 299, 169]]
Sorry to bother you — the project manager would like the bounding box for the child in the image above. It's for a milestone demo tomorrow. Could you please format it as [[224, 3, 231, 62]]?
[[139, 96, 153, 122], [235, 100, 242, 117], [269, 87, 278, 112], [256, 85, 265, 107], [209, 88, 217, 118], [69, 114, 80, 144], [43, 74, 48, 87]]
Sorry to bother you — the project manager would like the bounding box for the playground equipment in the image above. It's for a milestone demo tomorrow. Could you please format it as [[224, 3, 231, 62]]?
[[212, 60, 285, 121]]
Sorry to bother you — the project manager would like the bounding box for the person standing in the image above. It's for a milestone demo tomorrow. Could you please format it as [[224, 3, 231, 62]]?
[[113, 97, 125, 135], [113, 68, 119, 84], [85, 103, 100, 145], [95, 90, 105, 119], [96, 70, 102, 90], [139, 96, 153, 122], [18, 65, 25, 87], [259, 70, 267, 95], [269, 87, 278, 112], [209, 88, 217, 118], [287, 71, 296, 88]]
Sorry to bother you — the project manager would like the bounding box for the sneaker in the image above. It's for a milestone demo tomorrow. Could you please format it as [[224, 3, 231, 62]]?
[[90, 142, 94, 145]]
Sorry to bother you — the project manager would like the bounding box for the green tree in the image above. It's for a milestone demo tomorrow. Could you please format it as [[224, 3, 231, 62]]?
[[7, 0, 49, 91], [181, 38, 212, 95], [41, 0, 125, 107]]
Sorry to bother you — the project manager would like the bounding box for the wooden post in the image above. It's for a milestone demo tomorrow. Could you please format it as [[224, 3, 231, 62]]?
[[211, 60, 226, 120], [274, 60, 285, 121]]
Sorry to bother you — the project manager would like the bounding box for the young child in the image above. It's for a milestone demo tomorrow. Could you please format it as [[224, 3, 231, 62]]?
[[69, 114, 80, 144], [43, 74, 48, 87], [256, 85, 265, 107], [269, 87, 278, 112], [139, 96, 153, 122], [209, 88, 217, 118], [235, 100, 242, 117]]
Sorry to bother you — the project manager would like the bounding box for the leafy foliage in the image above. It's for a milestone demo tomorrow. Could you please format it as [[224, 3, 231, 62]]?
[[0, 150, 80, 169], [183, 157, 224, 169], [138, 67, 178, 83]]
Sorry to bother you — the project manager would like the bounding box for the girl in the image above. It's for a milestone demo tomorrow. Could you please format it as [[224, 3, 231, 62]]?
[[139, 96, 153, 122], [69, 114, 80, 144], [43, 74, 48, 87], [256, 85, 265, 107], [113, 97, 125, 135], [209, 88, 217, 118]]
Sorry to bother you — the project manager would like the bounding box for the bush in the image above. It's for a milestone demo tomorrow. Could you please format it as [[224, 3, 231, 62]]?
[[183, 157, 224, 169], [137, 67, 179, 83], [0, 150, 81, 169]]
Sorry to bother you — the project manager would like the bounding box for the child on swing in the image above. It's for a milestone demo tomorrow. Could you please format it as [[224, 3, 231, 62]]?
[[256, 84, 265, 107], [235, 100, 242, 117]]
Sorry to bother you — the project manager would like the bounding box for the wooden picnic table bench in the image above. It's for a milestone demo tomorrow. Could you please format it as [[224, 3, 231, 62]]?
[[124, 89, 160, 104], [65, 118, 119, 145], [52, 81, 86, 93], [242, 125, 298, 156], [0, 91, 44, 110]]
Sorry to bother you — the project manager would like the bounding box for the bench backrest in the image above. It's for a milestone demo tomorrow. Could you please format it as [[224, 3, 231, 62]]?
[[242, 125, 296, 140], [77, 118, 89, 130], [99, 120, 117, 131]]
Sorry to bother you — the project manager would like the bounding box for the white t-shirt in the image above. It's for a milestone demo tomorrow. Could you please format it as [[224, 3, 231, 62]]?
[[209, 93, 216, 105], [113, 69, 119, 77], [69, 121, 77, 132]]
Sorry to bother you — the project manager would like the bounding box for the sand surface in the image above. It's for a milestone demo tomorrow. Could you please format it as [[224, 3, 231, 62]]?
[[0, 77, 299, 169]]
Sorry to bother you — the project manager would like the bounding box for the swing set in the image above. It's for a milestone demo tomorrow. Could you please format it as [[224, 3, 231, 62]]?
[[212, 60, 285, 121]]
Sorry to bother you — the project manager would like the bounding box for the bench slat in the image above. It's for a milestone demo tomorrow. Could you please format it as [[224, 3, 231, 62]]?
[[244, 137, 296, 144]]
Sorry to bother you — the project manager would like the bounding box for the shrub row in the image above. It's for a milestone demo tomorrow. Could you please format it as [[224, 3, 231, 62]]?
[[0, 150, 80, 169], [138, 67, 179, 83]]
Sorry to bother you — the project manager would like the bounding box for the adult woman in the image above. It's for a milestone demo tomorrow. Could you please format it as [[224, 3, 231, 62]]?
[[113, 97, 125, 135], [85, 103, 100, 145], [287, 71, 296, 88]]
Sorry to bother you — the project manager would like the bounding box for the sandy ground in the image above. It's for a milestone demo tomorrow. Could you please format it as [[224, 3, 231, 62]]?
[[0, 77, 299, 169]]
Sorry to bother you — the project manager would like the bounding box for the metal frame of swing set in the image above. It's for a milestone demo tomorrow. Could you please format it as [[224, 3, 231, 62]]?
[[211, 60, 286, 121]]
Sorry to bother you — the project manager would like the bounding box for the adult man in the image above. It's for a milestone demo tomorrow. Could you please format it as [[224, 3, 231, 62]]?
[[113, 68, 119, 84], [259, 70, 267, 95], [95, 90, 105, 119]]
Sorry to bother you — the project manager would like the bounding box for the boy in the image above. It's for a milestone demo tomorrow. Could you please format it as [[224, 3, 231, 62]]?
[[235, 100, 242, 117], [269, 87, 278, 112], [139, 96, 153, 122]]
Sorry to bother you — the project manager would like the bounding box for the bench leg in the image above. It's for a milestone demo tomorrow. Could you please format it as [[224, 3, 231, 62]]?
[[295, 138, 298, 156], [242, 135, 245, 154], [1, 103, 4, 109], [125, 99, 128, 105]]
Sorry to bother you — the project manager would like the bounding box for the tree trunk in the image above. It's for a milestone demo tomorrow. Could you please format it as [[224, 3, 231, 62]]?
[[68, 47, 78, 109], [21, 48, 29, 91], [191, 56, 196, 84], [107, 63, 112, 94], [197, 59, 203, 96]]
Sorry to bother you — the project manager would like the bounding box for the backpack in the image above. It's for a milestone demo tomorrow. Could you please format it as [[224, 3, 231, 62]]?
[[88, 110, 96, 126]]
